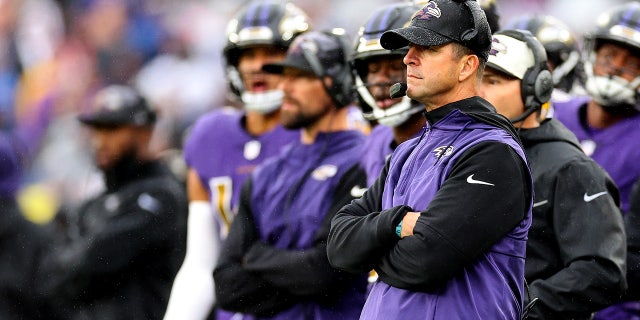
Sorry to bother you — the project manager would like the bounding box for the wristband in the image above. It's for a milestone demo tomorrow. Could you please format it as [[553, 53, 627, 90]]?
[[395, 220, 403, 237]]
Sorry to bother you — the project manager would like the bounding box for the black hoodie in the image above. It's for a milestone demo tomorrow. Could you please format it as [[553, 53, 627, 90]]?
[[519, 118, 627, 319]]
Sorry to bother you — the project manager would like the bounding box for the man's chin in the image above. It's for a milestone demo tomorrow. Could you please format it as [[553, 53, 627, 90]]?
[[281, 120, 302, 130]]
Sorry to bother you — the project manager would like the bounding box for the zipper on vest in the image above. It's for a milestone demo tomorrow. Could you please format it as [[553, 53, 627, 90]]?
[[396, 126, 430, 195]]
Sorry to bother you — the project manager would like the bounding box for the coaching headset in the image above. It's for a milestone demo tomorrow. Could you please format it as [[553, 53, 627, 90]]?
[[495, 29, 554, 123]]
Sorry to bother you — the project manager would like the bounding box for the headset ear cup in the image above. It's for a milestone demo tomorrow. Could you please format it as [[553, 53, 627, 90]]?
[[521, 68, 536, 106], [534, 69, 553, 103], [500, 29, 552, 108], [331, 31, 354, 107]]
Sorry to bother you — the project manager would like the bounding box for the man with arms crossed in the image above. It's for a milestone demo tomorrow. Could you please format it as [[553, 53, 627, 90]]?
[[327, 0, 533, 319], [214, 30, 368, 319]]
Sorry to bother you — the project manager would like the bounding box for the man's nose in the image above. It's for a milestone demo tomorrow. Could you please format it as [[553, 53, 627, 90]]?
[[403, 47, 418, 66]]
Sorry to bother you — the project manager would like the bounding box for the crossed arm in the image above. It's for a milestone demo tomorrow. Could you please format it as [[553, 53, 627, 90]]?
[[214, 165, 367, 315], [327, 142, 530, 291]]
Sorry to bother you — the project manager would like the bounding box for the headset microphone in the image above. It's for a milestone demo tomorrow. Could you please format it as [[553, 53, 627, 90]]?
[[390, 82, 408, 99]]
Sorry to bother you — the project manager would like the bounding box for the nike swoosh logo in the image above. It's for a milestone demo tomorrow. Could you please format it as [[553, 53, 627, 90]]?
[[466, 174, 495, 186], [533, 200, 548, 208], [350, 186, 367, 198], [584, 191, 608, 202]]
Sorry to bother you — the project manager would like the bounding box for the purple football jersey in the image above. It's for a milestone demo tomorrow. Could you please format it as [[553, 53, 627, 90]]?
[[554, 97, 640, 213], [183, 107, 299, 235], [360, 125, 394, 186]]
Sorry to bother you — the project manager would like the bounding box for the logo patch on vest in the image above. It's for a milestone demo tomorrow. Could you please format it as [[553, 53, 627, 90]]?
[[433, 145, 454, 158]]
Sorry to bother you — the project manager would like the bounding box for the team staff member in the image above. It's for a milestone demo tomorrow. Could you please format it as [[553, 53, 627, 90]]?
[[327, 0, 533, 319], [214, 30, 368, 319], [626, 181, 640, 301], [551, 4, 640, 317], [163, 1, 308, 319], [480, 29, 627, 319], [39, 85, 188, 320]]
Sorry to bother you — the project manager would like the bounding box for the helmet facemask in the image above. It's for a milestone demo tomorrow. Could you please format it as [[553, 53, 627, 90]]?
[[351, 3, 424, 127], [353, 64, 422, 127], [584, 39, 640, 112], [582, 2, 640, 112]]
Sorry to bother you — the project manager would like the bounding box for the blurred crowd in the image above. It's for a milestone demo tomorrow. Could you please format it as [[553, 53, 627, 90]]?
[[3, 0, 411, 221]]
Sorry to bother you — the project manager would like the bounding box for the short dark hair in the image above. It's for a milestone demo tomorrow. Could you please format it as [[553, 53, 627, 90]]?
[[451, 42, 486, 80]]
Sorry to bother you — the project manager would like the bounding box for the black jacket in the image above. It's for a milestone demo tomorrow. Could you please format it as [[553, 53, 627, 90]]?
[[39, 160, 187, 320], [521, 118, 627, 319], [0, 198, 48, 320], [625, 179, 640, 300]]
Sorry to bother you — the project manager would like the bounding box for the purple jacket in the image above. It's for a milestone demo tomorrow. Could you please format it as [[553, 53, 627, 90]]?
[[360, 125, 394, 187], [215, 130, 369, 320], [328, 97, 533, 320]]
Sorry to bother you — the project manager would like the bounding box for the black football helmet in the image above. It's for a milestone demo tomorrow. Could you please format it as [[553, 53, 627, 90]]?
[[224, 0, 311, 113], [478, 0, 500, 33], [352, 3, 423, 127], [506, 14, 584, 94], [582, 2, 640, 111]]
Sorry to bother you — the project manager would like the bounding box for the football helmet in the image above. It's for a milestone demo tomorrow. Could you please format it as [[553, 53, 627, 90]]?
[[478, 0, 500, 33], [352, 3, 423, 127], [224, 0, 311, 113], [582, 2, 640, 111], [506, 14, 584, 93]]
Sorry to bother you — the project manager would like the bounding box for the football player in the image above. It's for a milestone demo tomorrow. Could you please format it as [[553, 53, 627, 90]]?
[[506, 14, 586, 98], [352, 2, 426, 186], [163, 1, 310, 319], [552, 2, 640, 319]]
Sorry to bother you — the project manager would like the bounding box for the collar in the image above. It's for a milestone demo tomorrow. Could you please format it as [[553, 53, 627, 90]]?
[[423, 97, 495, 125]]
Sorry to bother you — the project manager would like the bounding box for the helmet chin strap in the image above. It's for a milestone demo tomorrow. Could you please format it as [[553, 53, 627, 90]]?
[[241, 90, 284, 114]]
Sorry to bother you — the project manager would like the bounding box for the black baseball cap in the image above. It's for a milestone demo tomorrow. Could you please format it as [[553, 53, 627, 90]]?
[[380, 0, 492, 61], [262, 30, 354, 107], [262, 30, 348, 79], [78, 85, 156, 127]]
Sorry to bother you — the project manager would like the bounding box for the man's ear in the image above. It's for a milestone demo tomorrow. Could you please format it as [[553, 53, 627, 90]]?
[[459, 54, 479, 82], [323, 76, 333, 89]]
